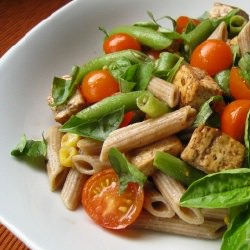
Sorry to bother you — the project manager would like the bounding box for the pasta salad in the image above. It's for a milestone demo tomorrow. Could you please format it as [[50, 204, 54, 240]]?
[[11, 2, 250, 249]]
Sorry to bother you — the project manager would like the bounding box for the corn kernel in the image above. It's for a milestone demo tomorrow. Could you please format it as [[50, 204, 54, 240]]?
[[59, 146, 78, 167], [61, 133, 80, 148]]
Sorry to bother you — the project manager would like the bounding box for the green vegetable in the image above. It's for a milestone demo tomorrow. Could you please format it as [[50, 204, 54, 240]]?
[[51, 50, 149, 107], [153, 152, 205, 186], [108, 147, 147, 193], [110, 25, 173, 50], [214, 70, 230, 95], [229, 15, 247, 37], [11, 134, 47, 158], [153, 52, 184, 81], [239, 52, 250, 84], [180, 168, 250, 209], [136, 92, 170, 118], [193, 95, 223, 128], [60, 107, 124, 141], [221, 204, 250, 250], [244, 110, 250, 167], [61, 91, 147, 130]]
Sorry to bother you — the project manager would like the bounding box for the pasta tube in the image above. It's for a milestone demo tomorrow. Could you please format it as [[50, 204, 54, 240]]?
[[143, 184, 175, 218], [152, 171, 204, 225], [208, 21, 228, 41], [147, 77, 180, 108], [132, 211, 226, 239], [238, 21, 250, 55], [72, 154, 111, 175], [46, 126, 69, 191], [100, 105, 196, 162], [61, 168, 88, 210], [77, 138, 103, 155], [127, 136, 183, 176]]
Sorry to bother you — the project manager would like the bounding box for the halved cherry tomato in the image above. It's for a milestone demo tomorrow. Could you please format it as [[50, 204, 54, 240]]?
[[190, 39, 233, 76], [103, 33, 142, 54], [176, 16, 200, 33], [80, 69, 119, 104], [119, 111, 136, 128], [230, 67, 250, 100], [82, 168, 144, 229], [221, 99, 250, 142], [146, 49, 161, 60]]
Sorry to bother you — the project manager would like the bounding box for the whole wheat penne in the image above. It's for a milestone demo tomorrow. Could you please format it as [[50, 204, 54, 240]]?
[[61, 168, 88, 210], [143, 184, 175, 218], [100, 106, 196, 162], [132, 211, 226, 240], [46, 126, 69, 191], [72, 154, 110, 175], [238, 21, 250, 55], [202, 208, 228, 220], [152, 171, 204, 225], [127, 136, 183, 176], [77, 138, 103, 155], [147, 77, 180, 108], [208, 21, 227, 41]]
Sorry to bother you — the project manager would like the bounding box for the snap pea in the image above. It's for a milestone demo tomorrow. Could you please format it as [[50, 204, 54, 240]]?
[[153, 151, 205, 186], [61, 91, 147, 130], [110, 25, 172, 50], [229, 15, 247, 37]]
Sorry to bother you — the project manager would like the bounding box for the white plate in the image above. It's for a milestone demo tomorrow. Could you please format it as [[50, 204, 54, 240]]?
[[0, 0, 249, 249]]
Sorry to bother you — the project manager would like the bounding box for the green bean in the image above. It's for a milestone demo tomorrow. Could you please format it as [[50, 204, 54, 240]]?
[[153, 151, 205, 186], [229, 15, 247, 36], [136, 92, 170, 118], [61, 91, 147, 130], [110, 25, 172, 50]]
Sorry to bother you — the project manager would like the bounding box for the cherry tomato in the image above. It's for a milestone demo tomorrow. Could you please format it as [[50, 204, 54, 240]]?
[[80, 69, 119, 104], [119, 111, 136, 128], [103, 33, 142, 54], [82, 168, 144, 229], [230, 67, 250, 100], [190, 39, 233, 76], [176, 16, 200, 33], [146, 49, 161, 60], [221, 99, 250, 142]]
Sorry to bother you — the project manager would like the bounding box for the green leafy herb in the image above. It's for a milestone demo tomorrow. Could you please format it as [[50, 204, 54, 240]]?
[[11, 134, 47, 158], [239, 52, 250, 84], [60, 107, 124, 141], [108, 148, 147, 193], [214, 70, 230, 95], [180, 168, 250, 209], [193, 95, 223, 128]]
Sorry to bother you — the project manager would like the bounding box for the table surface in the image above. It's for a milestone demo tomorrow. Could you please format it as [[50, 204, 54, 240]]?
[[0, 0, 70, 248]]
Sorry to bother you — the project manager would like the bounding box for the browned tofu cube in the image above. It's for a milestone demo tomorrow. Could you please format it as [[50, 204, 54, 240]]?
[[172, 65, 223, 110], [180, 125, 245, 173]]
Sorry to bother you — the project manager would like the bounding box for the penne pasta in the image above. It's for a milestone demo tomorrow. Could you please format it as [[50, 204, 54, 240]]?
[[202, 208, 228, 221], [152, 171, 204, 225], [61, 168, 88, 210], [132, 210, 226, 239], [100, 106, 196, 162], [72, 154, 111, 175], [127, 136, 183, 176], [208, 21, 228, 41], [46, 126, 69, 191], [238, 21, 250, 55], [77, 138, 103, 155], [143, 184, 175, 218], [147, 77, 180, 108]]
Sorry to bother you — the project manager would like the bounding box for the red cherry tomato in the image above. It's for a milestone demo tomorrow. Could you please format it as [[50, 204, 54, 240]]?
[[146, 49, 161, 60], [176, 16, 200, 33], [190, 39, 233, 76], [119, 111, 136, 128], [103, 33, 142, 54], [230, 67, 250, 100], [221, 99, 250, 142], [82, 168, 144, 229], [80, 69, 119, 104]]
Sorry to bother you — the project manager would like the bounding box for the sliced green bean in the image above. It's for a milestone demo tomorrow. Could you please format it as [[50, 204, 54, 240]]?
[[61, 91, 147, 130], [153, 151, 205, 186], [136, 92, 170, 118], [110, 25, 172, 50], [229, 15, 247, 36]]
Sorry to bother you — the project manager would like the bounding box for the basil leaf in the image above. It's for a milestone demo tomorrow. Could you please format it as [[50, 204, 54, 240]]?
[[51, 66, 80, 106], [221, 204, 250, 250], [108, 148, 147, 193], [180, 168, 250, 208], [60, 107, 124, 141], [193, 95, 223, 128], [239, 53, 250, 84], [11, 134, 47, 158], [214, 70, 230, 95], [134, 62, 154, 90]]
